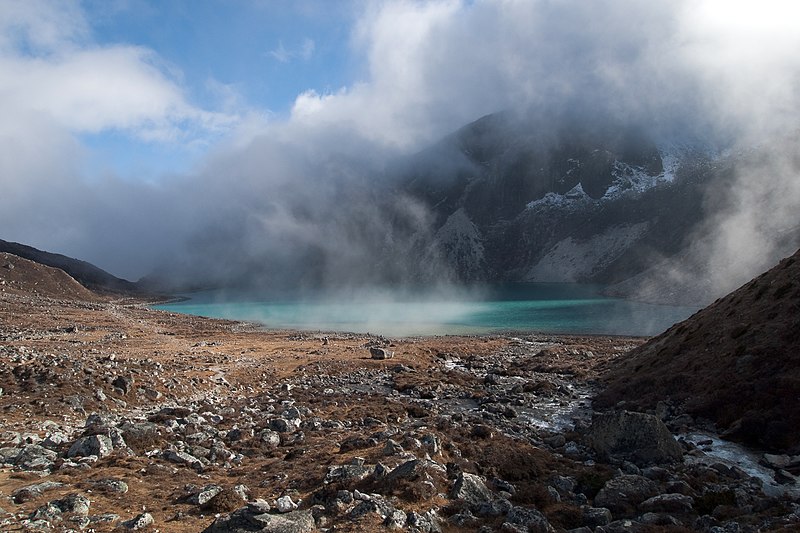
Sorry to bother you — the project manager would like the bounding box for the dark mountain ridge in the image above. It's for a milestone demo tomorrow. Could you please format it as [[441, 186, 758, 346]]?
[[596, 248, 800, 453], [0, 239, 140, 295]]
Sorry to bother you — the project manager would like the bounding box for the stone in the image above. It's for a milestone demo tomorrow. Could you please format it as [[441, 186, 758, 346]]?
[[406, 510, 442, 533], [12, 481, 64, 503], [259, 429, 282, 447], [190, 485, 223, 505], [164, 449, 203, 469], [504, 506, 553, 533], [54, 493, 91, 515], [476, 497, 513, 517], [385, 509, 408, 528], [639, 493, 694, 513], [594, 475, 658, 516], [122, 512, 154, 530], [582, 506, 612, 527], [276, 495, 298, 513], [203, 508, 315, 533], [450, 472, 494, 506], [270, 418, 293, 433], [325, 461, 373, 483], [15, 444, 58, 470], [587, 411, 683, 465], [112, 376, 135, 394], [370, 347, 394, 359], [68, 434, 113, 458], [93, 479, 129, 494]]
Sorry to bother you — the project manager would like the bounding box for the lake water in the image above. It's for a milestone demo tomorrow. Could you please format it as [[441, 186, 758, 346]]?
[[153, 283, 699, 337]]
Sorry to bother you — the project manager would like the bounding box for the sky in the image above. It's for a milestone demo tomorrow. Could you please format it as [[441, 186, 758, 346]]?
[[1, 0, 799, 284]]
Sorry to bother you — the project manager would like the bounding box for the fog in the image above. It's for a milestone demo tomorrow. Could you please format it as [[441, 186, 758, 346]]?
[[1, 1, 798, 302]]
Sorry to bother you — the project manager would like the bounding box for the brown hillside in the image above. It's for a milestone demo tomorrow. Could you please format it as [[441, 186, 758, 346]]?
[[0, 252, 101, 301], [596, 248, 800, 453]]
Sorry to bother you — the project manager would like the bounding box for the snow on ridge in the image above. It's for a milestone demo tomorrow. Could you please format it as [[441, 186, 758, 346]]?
[[526, 150, 685, 212]]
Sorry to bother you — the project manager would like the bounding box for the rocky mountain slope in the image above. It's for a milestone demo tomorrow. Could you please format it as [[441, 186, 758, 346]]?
[[596, 248, 800, 453], [0, 239, 140, 295], [0, 253, 100, 302]]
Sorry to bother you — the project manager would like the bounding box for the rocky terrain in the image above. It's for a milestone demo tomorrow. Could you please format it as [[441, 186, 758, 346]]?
[[2, 252, 800, 532]]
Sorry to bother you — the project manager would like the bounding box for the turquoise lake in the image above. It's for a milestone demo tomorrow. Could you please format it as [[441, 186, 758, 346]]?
[[153, 284, 699, 337]]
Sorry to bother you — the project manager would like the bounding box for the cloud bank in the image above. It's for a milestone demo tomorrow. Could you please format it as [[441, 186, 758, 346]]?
[[1, 0, 798, 298]]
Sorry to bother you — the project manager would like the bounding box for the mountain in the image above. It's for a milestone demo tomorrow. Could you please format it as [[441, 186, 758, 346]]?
[[0, 252, 100, 301], [595, 248, 800, 453], [396, 111, 693, 284], [0, 239, 140, 294], [142, 110, 798, 305], [393, 111, 799, 305]]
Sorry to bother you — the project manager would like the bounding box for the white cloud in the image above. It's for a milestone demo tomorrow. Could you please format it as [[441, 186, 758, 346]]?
[[0, 0, 89, 53], [0, 0, 240, 143], [269, 37, 316, 63]]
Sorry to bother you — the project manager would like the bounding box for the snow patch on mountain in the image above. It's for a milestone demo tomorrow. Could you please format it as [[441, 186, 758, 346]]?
[[526, 183, 592, 212], [525, 222, 650, 282]]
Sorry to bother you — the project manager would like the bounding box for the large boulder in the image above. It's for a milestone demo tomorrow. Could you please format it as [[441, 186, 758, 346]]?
[[587, 411, 682, 465], [202, 505, 314, 533]]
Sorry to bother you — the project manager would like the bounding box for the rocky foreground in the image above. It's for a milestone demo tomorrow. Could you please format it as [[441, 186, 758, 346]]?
[[1, 256, 800, 532]]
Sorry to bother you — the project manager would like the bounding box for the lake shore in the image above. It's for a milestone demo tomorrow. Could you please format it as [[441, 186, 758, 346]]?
[[1, 289, 797, 532]]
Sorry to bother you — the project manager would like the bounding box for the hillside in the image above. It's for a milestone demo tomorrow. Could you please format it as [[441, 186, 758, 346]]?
[[596, 248, 800, 452], [0, 253, 100, 302], [0, 239, 139, 295]]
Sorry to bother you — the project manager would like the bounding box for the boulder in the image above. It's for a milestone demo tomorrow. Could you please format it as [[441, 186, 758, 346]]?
[[68, 435, 113, 458], [123, 512, 154, 530], [504, 506, 553, 533], [594, 475, 658, 516], [639, 493, 694, 513], [16, 444, 58, 469], [12, 481, 64, 503], [370, 347, 394, 360], [587, 411, 683, 465], [450, 472, 494, 507], [203, 507, 315, 533]]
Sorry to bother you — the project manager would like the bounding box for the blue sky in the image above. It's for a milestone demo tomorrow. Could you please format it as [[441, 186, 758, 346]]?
[[80, 1, 360, 177]]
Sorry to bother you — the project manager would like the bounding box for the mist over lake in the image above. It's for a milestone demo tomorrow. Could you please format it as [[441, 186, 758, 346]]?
[[154, 283, 698, 337]]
